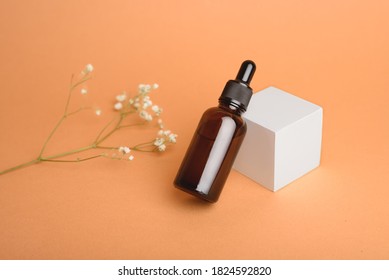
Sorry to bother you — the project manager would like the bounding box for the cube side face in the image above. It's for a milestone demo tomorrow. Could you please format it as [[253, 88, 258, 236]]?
[[233, 119, 275, 190], [274, 108, 323, 191]]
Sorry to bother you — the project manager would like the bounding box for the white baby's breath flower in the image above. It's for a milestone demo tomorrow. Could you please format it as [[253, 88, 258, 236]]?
[[144, 84, 151, 91], [116, 93, 127, 102], [157, 144, 166, 152], [152, 83, 159, 89], [168, 133, 178, 143], [129, 155, 134, 161], [152, 105, 163, 116], [154, 138, 165, 147], [163, 130, 171, 136], [83, 64, 94, 74], [157, 119, 164, 128], [114, 102, 123, 110], [138, 84, 146, 94], [142, 99, 152, 109], [139, 110, 148, 119], [119, 146, 131, 155], [156, 129, 177, 143], [129, 98, 134, 104], [95, 109, 102, 116], [138, 84, 152, 95], [80, 88, 88, 95], [139, 110, 153, 121]]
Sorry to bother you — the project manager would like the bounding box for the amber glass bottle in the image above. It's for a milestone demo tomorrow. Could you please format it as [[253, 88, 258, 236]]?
[[174, 60, 256, 203]]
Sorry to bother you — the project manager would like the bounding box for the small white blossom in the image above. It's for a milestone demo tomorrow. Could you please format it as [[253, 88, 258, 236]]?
[[119, 146, 131, 154], [138, 84, 151, 94], [114, 102, 123, 110], [154, 138, 165, 147], [158, 144, 166, 152], [152, 105, 163, 116], [129, 155, 134, 161], [152, 83, 159, 89], [95, 109, 102, 116], [133, 102, 140, 109], [116, 93, 127, 102], [142, 99, 152, 109], [80, 88, 88, 95], [156, 129, 177, 143], [139, 110, 147, 119], [139, 110, 152, 121], [83, 64, 94, 74], [157, 118, 164, 128], [129, 98, 134, 104], [168, 133, 178, 143]]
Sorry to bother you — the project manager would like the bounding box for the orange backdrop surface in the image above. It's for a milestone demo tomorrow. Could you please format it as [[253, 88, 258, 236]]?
[[1, 0, 389, 259]]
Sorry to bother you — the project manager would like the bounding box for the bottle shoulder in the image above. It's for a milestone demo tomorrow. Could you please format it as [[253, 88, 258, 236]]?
[[201, 106, 245, 126], [196, 106, 246, 140]]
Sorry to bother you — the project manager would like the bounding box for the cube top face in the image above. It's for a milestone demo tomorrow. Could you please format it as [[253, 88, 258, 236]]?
[[244, 86, 322, 132]]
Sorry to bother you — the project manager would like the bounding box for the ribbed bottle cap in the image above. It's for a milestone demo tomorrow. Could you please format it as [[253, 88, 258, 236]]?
[[219, 60, 256, 111]]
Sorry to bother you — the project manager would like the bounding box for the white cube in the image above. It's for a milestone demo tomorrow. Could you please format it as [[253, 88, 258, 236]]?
[[234, 86, 323, 191]]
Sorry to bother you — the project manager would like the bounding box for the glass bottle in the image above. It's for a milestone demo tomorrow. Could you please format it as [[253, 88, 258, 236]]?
[[174, 60, 256, 203]]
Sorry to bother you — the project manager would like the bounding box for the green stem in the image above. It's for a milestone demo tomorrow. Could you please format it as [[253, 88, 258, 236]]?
[[130, 141, 157, 152], [94, 116, 117, 143], [38, 75, 91, 158], [67, 106, 91, 117], [132, 141, 154, 148], [69, 75, 92, 93], [38, 116, 66, 157], [131, 147, 156, 152], [95, 114, 125, 145], [95, 145, 117, 150], [0, 159, 41, 175], [121, 109, 137, 116], [1, 144, 98, 175], [40, 144, 94, 160], [64, 75, 74, 115], [119, 121, 147, 129], [41, 154, 103, 163]]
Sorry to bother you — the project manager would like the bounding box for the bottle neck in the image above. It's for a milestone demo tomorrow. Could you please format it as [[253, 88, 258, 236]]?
[[218, 97, 246, 116]]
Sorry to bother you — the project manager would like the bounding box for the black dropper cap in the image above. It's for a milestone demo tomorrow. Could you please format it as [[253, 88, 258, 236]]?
[[219, 60, 256, 112]]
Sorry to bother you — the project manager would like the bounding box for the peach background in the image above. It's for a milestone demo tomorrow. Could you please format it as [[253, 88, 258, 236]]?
[[0, 0, 389, 259]]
